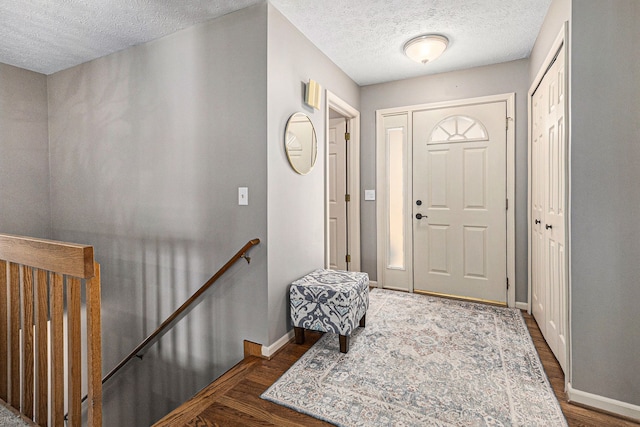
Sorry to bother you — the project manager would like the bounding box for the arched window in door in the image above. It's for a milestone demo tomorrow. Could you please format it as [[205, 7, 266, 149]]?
[[429, 115, 488, 144]]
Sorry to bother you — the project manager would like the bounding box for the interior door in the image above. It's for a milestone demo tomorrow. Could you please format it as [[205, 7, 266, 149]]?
[[328, 117, 348, 270], [531, 87, 546, 330], [532, 44, 567, 371], [413, 102, 507, 303]]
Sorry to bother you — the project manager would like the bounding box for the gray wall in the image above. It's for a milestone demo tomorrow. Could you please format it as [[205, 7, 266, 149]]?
[[266, 4, 360, 344], [0, 63, 50, 237], [360, 60, 530, 302], [569, 0, 640, 406], [530, 0, 640, 408], [47, 4, 269, 425], [528, 0, 570, 81]]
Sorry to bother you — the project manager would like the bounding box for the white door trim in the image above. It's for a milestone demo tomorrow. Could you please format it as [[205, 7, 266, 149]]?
[[325, 91, 361, 272], [527, 21, 571, 383], [376, 93, 516, 307]]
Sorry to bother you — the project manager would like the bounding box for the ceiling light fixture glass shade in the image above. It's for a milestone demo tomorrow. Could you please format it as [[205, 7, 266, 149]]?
[[403, 35, 449, 64]]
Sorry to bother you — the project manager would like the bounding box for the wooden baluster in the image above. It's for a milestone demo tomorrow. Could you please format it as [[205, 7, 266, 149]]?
[[35, 269, 49, 427], [0, 234, 102, 426], [67, 277, 82, 426], [87, 262, 102, 427], [22, 266, 35, 419], [0, 260, 7, 402], [9, 262, 20, 408], [50, 272, 65, 426]]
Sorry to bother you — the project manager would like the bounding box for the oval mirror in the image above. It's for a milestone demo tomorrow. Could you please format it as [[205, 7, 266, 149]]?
[[284, 112, 317, 175]]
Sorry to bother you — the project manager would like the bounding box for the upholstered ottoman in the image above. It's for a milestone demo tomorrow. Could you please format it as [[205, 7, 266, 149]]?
[[290, 269, 369, 353]]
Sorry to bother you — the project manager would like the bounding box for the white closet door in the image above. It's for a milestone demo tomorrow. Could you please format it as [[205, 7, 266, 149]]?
[[531, 84, 546, 333], [531, 44, 568, 372]]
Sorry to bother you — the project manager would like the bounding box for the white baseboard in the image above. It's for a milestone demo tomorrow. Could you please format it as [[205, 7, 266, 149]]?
[[261, 330, 294, 358], [515, 301, 528, 311], [567, 382, 640, 421], [369, 280, 378, 288]]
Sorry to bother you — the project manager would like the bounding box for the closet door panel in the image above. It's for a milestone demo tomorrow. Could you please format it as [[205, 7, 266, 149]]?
[[531, 44, 568, 372]]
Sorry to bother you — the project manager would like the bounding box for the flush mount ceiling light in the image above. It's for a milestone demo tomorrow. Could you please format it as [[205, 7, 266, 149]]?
[[403, 34, 449, 64]]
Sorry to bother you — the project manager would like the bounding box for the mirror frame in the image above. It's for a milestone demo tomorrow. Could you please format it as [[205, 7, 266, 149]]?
[[284, 112, 318, 175]]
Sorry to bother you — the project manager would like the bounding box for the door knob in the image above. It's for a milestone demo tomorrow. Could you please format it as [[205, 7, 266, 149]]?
[[545, 224, 553, 230], [535, 219, 541, 224], [415, 213, 427, 220], [416, 200, 422, 206]]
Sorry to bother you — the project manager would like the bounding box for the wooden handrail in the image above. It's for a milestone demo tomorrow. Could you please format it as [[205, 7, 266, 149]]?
[[98, 238, 260, 388], [0, 233, 94, 279]]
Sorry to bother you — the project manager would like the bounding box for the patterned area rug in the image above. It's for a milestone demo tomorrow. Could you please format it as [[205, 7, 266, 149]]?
[[262, 288, 567, 426]]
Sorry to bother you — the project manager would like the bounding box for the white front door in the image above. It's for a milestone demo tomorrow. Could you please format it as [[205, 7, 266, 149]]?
[[328, 117, 348, 270], [413, 102, 507, 303]]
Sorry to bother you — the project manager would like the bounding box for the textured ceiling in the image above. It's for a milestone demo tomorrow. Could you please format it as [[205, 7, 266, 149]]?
[[0, 0, 263, 75], [271, 0, 552, 85], [0, 0, 552, 85]]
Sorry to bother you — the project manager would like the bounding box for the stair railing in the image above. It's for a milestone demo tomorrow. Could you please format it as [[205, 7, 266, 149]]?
[[0, 233, 102, 427], [97, 238, 260, 390]]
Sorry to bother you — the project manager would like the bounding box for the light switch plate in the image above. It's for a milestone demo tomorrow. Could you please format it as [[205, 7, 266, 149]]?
[[365, 189, 376, 201], [238, 187, 248, 205]]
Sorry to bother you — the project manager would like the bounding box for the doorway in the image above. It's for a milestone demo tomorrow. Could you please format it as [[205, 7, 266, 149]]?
[[376, 94, 516, 306], [325, 91, 361, 272]]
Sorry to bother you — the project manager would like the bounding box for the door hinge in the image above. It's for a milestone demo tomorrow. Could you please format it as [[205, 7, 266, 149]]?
[[506, 277, 510, 290], [506, 198, 509, 210], [345, 194, 351, 202], [345, 132, 351, 141], [345, 254, 351, 263]]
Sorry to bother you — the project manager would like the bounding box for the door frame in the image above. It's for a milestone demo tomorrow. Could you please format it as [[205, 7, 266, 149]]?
[[376, 93, 516, 307], [527, 22, 570, 379], [325, 91, 361, 271]]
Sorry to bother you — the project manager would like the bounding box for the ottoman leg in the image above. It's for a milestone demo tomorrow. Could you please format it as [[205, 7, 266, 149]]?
[[339, 335, 349, 353], [359, 314, 366, 328], [294, 327, 305, 344]]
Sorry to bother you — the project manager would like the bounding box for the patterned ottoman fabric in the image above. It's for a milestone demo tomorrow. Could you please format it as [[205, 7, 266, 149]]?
[[290, 269, 369, 337]]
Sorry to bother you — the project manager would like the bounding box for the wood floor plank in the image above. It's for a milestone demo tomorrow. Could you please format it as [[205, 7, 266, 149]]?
[[222, 381, 328, 426], [153, 358, 262, 427], [155, 308, 639, 427]]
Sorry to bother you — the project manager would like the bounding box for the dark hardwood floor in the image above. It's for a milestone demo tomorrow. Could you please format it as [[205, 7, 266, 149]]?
[[153, 331, 329, 427], [521, 312, 640, 427], [154, 309, 639, 427]]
